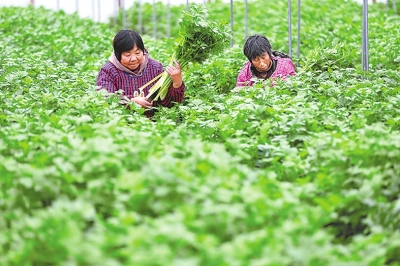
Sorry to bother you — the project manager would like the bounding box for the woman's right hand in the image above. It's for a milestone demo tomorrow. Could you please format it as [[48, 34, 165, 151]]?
[[131, 96, 153, 108]]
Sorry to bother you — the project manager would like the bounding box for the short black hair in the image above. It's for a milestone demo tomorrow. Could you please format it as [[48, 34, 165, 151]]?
[[113, 30, 145, 61], [243, 34, 272, 61]]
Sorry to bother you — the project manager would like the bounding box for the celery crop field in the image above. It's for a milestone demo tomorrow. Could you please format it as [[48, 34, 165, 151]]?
[[1, 0, 399, 265]]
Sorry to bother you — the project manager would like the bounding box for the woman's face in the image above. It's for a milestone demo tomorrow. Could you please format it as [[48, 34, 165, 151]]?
[[251, 52, 271, 72], [120, 45, 144, 70]]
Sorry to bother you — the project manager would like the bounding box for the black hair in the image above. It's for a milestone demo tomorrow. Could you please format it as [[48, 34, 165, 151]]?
[[113, 30, 145, 61], [271, 50, 291, 59], [243, 34, 273, 61]]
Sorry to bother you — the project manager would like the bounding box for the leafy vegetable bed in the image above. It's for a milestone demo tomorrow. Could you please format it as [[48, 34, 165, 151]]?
[[0, 1, 399, 265]]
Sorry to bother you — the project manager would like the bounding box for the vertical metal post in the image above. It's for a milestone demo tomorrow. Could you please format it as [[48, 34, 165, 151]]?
[[92, 0, 96, 20], [97, 0, 101, 22], [56, 0, 60, 11], [116, 0, 121, 28], [230, 0, 234, 47], [393, 0, 397, 11], [288, 0, 292, 57], [122, 0, 126, 29], [152, 0, 157, 38], [167, 0, 171, 37], [245, 0, 248, 38], [76, 0, 79, 12], [297, 0, 301, 65], [186, 0, 189, 11], [138, 0, 143, 34], [203, 0, 207, 19], [113, 0, 117, 26], [362, 0, 369, 71]]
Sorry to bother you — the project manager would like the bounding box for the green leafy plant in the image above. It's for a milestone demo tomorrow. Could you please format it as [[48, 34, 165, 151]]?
[[146, 4, 232, 101]]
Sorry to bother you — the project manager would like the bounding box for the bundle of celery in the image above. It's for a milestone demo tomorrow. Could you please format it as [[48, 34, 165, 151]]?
[[146, 4, 232, 101]]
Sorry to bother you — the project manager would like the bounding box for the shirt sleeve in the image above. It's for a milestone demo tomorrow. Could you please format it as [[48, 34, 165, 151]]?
[[96, 66, 131, 104], [278, 58, 296, 78], [96, 67, 117, 94], [149, 61, 185, 108], [236, 72, 248, 87], [236, 63, 253, 87], [287, 59, 296, 76], [159, 82, 185, 108]]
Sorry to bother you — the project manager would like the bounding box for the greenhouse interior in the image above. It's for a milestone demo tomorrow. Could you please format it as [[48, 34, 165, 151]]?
[[0, 0, 399, 265]]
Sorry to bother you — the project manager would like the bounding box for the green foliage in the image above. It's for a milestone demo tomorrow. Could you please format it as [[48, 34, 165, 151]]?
[[0, 6, 114, 71], [1, 1, 400, 265], [300, 43, 359, 73], [175, 4, 232, 67], [148, 4, 232, 101]]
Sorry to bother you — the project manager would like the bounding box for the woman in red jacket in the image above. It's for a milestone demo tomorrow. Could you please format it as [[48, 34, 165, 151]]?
[[236, 34, 296, 87]]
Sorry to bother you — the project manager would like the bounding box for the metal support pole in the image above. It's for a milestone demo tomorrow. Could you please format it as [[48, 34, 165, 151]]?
[[245, 0, 248, 38], [203, 0, 207, 19], [230, 0, 234, 47], [122, 0, 126, 29], [393, 0, 397, 11], [97, 0, 101, 22], [362, 0, 369, 71], [186, 0, 189, 11], [56, 0, 60, 11], [138, 0, 143, 34], [76, 0, 79, 12], [288, 0, 293, 57], [152, 0, 157, 38], [113, 0, 117, 26], [167, 0, 171, 37], [92, 0, 96, 20], [297, 0, 301, 65]]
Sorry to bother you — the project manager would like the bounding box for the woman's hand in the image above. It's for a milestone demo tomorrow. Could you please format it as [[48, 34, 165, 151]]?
[[131, 96, 153, 108], [166, 60, 183, 88]]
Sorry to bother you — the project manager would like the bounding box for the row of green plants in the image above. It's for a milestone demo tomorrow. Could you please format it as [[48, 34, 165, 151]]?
[[114, 0, 400, 94], [0, 0, 399, 265]]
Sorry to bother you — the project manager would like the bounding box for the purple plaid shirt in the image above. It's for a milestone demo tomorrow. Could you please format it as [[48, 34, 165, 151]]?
[[96, 58, 185, 115]]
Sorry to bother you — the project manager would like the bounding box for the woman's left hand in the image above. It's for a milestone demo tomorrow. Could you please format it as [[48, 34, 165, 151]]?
[[166, 60, 183, 88]]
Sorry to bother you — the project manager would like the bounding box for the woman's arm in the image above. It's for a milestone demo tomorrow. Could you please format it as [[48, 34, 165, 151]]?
[[96, 67, 117, 93], [236, 63, 254, 87], [158, 82, 185, 108], [159, 60, 185, 108]]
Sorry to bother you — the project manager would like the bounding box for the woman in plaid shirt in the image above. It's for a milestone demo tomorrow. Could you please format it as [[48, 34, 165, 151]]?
[[96, 30, 185, 116]]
